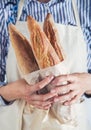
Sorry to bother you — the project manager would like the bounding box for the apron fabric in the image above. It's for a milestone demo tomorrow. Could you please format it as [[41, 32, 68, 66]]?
[[0, 0, 90, 130]]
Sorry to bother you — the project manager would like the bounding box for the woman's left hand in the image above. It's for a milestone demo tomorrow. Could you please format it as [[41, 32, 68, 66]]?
[[50, 73, 91, 105]]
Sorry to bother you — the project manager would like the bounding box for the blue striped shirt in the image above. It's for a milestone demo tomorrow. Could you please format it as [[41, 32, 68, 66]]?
[[0, 0, 91, 104]]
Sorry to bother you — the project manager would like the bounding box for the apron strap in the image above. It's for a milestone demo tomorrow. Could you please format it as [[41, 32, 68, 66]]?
[[17, 0, 25, 21], [17, 0, 81, 27], [71, 0, 81, 27]]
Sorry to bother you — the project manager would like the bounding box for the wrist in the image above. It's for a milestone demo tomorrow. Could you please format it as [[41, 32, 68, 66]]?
[[0, 81, 8, 96], [0, 84, 12, 102], [0, 85, 12, 105]]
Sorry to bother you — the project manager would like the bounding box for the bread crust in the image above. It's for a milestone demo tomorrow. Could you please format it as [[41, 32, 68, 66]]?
[[43, 13, 65, 61], [9, 24, 39, 74], [27, 16, 60, 69]]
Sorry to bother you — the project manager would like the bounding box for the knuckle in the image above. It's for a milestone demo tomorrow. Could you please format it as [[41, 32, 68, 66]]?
[[56, 77, 60, 82], [68, 93, 71, 99], [55, 87, 60, 93], [63, 95, 69, 101], [68, 84, 71, 89], [60, 96, 65, 101], [62, 88, 66, 93], [56, 78, 61, 85], [37, 84, 42, 89], [70, 92, 74, 98]]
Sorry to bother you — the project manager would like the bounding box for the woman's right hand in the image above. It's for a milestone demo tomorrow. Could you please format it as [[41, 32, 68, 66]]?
[[0, 75, 57, 109]]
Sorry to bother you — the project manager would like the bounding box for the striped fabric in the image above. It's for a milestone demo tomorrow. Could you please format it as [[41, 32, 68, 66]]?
[[0, 0, 91, 104], [0, 0, 19, 105], [0, 8, 8, 84]]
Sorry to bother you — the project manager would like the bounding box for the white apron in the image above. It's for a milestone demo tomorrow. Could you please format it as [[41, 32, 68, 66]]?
[[0, 0, 90, 130]]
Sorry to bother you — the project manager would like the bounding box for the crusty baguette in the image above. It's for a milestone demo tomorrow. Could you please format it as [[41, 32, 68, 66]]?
[[9, 24, 39, 75], [43, 13, 65, 61], [27, 16, 60, 69]]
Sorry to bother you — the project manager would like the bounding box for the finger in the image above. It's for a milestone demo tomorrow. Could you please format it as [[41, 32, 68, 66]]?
[[29, 75, 54, 93], [64, 94, 81, 105], [27, 100, 52, 108], [44, 104, 52, 110], [67, 74, 78, 83], [51, 74, 77, 86], [28, 92, 57, 102], [51, 75, 68, 86], [54, 90, 79, 103], [51, 84, 75, 95], [35, 104, 51, 110]]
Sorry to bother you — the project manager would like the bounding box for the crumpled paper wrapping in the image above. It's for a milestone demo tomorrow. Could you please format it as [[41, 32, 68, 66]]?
[[21, 61, 82, 130]]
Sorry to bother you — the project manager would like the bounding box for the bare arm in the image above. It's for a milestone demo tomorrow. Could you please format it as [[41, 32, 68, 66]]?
[[0, 75, 57, 109]]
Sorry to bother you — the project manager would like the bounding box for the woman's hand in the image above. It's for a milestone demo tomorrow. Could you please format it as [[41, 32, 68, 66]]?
[[0, 75, 57, 109], [50, 73, 91, 105]]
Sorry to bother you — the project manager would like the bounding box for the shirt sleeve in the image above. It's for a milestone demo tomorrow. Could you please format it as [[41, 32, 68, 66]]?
[[84, 93, 91, 98], [0, 35, 10, 106], [0, 96, 7, 106], [5, 1, 18, 25]]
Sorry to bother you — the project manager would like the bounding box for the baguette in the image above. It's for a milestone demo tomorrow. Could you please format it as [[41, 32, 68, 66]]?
[[27, 16, 60, 69], [9, 24, 39, 75], [43, 13, 64, 61]]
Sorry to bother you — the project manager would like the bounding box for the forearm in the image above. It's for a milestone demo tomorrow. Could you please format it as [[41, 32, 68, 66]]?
[[0, 80, 22, 102], [0, 84, 13, 104]]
